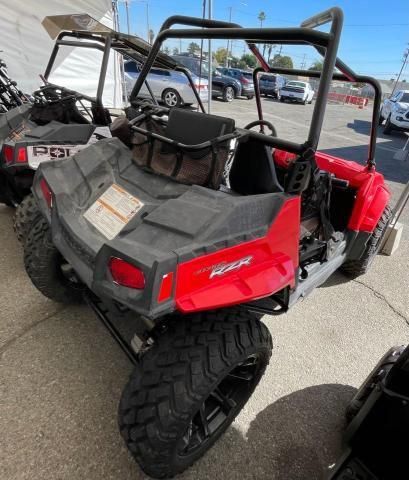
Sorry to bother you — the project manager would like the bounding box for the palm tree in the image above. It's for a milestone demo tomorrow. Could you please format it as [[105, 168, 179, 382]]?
[[258, 12, 267, 56], [258, 11, 266, 27]]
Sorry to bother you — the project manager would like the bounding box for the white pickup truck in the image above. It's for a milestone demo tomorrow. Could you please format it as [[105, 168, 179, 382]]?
[[379, 89, 409, 134], [279, 81, 314, 105]]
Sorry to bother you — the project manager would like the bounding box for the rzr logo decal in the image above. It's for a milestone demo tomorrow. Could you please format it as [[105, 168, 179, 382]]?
[[209, 255, 253, 279]]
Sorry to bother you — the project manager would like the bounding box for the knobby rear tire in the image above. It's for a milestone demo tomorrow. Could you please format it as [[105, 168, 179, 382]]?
[[118, 308, 272, 478], [24, 217, 84, 303], [13, 193, 42, 243]]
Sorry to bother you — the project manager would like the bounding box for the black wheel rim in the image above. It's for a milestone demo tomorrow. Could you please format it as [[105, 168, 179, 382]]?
[[177, 353, 262, 457]]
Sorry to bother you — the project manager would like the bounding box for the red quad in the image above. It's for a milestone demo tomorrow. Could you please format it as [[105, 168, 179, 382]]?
[[24, 8, 391, 479]]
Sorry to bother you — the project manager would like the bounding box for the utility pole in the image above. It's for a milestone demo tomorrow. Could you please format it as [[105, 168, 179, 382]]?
[[226, 6, 232, 67], [125, 0, 131, 34], [392, 46, 409, 95], [146, 2, 150, 44], [300, 53, 307, 70], [208, 0, 212, 112]]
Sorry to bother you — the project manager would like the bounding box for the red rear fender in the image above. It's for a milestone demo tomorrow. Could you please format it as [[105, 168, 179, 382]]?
[[175, 197, 300, 313]]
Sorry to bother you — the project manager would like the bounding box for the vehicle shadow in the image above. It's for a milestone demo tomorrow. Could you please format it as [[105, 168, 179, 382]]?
[[346, 119, 371, 135], [188, 383, 356, 480], [319, 270, 350, 288], [321, 140, 409, 184], [347, 119, 408, 141]]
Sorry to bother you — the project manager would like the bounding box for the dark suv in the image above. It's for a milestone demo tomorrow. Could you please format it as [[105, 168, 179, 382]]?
[[217, 67, 255, 99], [259, 74, 286, 99], [172, 55, 242, 102]]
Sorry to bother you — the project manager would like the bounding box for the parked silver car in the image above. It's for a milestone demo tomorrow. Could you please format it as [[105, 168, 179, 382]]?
[[124, 61, 208, 107]]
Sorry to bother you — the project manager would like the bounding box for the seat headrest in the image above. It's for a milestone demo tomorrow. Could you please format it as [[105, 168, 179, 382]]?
[[163, 108, 235, 159], [229, 138, 284, 195]]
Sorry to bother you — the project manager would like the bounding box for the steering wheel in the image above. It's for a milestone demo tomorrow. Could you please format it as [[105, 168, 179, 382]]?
[[244, 119, 277, 137]]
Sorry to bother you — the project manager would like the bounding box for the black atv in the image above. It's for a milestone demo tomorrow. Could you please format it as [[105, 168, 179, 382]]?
[[329, 345, 409, 480], [0, 14, 204, 242]]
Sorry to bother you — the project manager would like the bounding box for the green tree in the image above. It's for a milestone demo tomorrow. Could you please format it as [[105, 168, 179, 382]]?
[[230, 56, 241, 68], [214, 47, 228, 65], [172, 47, 179, 55], [240, 53, 257, 69], [187, 42, 200, 55], [308, 60, 323, 71], [258, 11, 266, 27], [163, 46, 170, 55], [269, 54, 293, 69]]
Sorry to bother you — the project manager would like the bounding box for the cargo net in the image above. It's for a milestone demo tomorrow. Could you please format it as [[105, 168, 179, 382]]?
[[0, 58, 30, 112], [111, 105, 237, 190]]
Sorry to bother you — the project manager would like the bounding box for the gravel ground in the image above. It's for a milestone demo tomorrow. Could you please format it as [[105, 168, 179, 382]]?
[[1, 97, 408, 480]]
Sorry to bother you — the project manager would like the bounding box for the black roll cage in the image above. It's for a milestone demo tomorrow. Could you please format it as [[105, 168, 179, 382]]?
[[253, 57, 381, 169], [43, 27, 212, 113], [130, 8, 380, 169]]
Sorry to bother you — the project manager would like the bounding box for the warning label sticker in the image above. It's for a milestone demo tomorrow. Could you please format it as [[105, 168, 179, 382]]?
[[83, 184, 144, 240]]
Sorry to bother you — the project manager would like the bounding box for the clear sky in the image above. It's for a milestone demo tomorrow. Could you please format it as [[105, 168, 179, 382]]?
[[117, 0, 409, 81]]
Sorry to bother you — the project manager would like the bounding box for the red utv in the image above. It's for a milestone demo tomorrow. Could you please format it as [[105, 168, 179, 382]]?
[[24, 8, 391, 478]]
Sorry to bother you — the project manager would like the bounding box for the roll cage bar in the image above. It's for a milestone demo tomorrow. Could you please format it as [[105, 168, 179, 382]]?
[[42, 15, 210, 112], [131, 7, 380, 169], [253, 54, 381, 169]]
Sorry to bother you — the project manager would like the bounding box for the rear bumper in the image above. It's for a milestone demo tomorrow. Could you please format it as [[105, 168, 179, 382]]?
[[281, 93, 305, 102], [260, 88, 279, 97], [241, 86, 254, 97]]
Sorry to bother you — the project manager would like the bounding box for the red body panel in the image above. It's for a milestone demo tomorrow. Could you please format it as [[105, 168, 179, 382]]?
[[273, 149, 391, 233], [175, 197, 300, 313], [314, 152, 390, 232]]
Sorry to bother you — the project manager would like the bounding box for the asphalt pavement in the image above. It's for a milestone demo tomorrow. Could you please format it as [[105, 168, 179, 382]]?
[[1, 98, 409, 480]]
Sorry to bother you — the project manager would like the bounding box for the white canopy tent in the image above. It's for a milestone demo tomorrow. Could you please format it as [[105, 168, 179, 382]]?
[[0, 0, 122, 107]]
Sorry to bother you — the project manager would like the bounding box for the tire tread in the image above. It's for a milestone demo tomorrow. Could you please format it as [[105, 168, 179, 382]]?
[[118, 309, 272, 478]]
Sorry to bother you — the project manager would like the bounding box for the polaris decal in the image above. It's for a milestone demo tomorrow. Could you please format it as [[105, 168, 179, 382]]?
[[26, 127, 111, 169], [27, 144, 89, 169], [208, 255, 253, 279]]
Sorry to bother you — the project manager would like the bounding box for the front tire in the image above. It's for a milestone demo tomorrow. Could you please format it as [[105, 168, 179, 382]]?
[[24, 217, 85, 303], [383, 115, 393, 134], [341, 205, 392, 278], [162, 88, 182, 108], [118, 309, 272, 479], [222, 86, 235, 103], [13, 193, 42, 243]]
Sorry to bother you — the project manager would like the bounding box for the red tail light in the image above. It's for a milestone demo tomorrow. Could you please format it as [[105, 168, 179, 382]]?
[[109, 257, 145, 289], [158, 272, 174, 302], [241, 76, 250, 85], [3, 145, 14, 165], [16, 147, 27, 163], [40, 177, 53, 209]]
